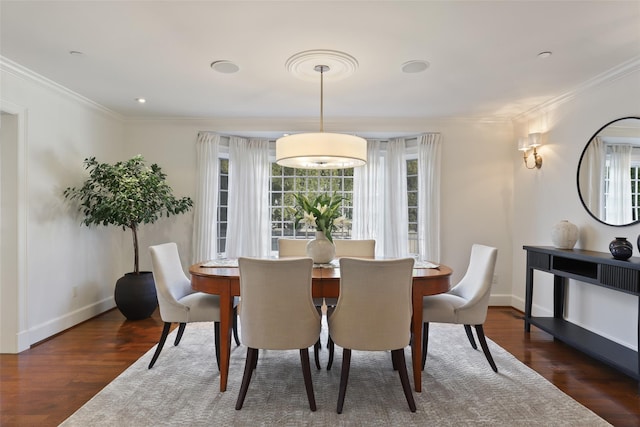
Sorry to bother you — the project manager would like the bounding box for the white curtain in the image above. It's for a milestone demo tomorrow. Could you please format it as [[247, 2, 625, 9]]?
[[352, 140, 384, 253], [417, 133, 441, 262], [225, 136, 271, 258], [581, 136, 605, 218], [192, 132, 220, 263], [383, 138, 409, 257], [606, 143, 633, 225]]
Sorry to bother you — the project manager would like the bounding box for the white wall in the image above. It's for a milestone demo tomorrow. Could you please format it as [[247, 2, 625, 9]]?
[[1, 111, 19, 351], [512, 66, 640, 350], [124, 118, 515, 303], [1, 59, 125, 348]]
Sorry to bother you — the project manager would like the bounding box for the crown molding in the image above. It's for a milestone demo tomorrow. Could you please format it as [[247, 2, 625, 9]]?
[[513, 55, 640, 122], [0, 56, 123, 121]]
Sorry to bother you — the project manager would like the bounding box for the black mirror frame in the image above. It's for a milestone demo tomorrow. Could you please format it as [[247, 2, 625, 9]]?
[[576, 116, 640, 227]]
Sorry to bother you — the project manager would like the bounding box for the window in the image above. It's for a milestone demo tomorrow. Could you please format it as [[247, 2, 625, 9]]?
[[211, 138, 426, 257], [631, 164, 640, 221], [407, 159, 418, 254], [269, 164, 353, 251], [218, 158, 229, 253]]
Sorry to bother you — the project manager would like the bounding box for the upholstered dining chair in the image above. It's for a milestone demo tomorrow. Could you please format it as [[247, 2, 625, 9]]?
[[148, 242, 239, 370], [328, 257, 416, 414], [421, 244, 499, 372], [278, 238, 311, 257], [277, 238, 324, 370], [333, 239, 376, 258], [325, 239, 376, 370], [235, 257, 321, 411]]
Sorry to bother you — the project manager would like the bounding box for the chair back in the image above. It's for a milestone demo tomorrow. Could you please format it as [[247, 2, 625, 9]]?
[[333, 239, 376, 258], [329, 257, 414, 351], [278, 238, 311, 257], [149, 243, 193, 321], [450, 244, 498, 319], [238, 257, 320, 350]]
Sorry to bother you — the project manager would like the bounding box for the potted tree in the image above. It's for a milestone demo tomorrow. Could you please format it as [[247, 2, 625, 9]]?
[[64, 155, 193, 320]]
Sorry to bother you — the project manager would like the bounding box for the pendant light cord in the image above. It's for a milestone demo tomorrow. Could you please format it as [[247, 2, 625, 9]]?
[[315, 65, 328, 133]]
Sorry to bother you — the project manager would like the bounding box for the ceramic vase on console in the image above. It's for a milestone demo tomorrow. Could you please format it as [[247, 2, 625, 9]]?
[[609, 237, 633, 260], [306, 231, 335, 264], [550, 220, 579, 249]]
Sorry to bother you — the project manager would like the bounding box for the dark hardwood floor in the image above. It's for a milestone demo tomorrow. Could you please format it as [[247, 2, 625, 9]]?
[[1, 306, 638, 426]]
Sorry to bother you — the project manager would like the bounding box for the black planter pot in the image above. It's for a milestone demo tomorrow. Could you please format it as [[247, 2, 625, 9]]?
[[114, 271, 158, 320]]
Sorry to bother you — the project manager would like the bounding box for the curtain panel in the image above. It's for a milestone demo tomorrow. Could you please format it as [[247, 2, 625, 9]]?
[[225, 137, 271, 258], [191, 132, 220, 263], [352, 140, 384, 254], [417, 133, 442, 262], [581, 136, 605, 219], [383, 138, 410, 257]]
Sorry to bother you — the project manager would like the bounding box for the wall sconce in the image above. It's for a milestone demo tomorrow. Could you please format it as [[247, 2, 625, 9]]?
[[518, 132, 543, 169]]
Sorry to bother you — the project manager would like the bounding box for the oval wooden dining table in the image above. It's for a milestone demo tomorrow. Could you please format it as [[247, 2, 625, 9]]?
[[190, 260, 452, 393]]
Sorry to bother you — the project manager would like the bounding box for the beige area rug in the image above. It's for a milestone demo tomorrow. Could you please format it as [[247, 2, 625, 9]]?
[[60, 320, 610, 426]]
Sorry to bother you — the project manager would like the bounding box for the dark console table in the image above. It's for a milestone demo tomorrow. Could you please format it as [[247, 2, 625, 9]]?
[[523, 245, 639, 385]]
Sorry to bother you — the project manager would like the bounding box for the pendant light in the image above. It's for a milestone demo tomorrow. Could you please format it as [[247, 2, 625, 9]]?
[[275, 65, 367, 169]]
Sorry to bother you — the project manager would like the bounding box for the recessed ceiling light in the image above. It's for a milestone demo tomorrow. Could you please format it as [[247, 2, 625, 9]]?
[[135, 98, 146, 104], [210, 60, 240, 74], [401, 60, 429, 73], [537, 51, 552, 59]]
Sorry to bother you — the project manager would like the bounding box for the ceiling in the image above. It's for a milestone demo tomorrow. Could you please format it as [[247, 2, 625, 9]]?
[[2, 1, 640, 134]]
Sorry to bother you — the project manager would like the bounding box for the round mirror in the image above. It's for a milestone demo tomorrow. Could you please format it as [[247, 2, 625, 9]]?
[[577, 117, 640, 226]]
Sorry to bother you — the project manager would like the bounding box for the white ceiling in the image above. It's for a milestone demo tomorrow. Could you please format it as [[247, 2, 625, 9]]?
[[2, 1, 640, 133]]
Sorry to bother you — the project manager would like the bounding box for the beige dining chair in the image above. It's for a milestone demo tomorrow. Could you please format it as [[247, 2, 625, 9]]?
[[333, 239, 376, 258], [148, 243, 239, 370], [277, 238, 324, 369], [278, 238, 311, 257], [235, 257, 321, 411], [422, 244, 499, 372], [328, 257, 416, 414], [325, 239, 376, 369]]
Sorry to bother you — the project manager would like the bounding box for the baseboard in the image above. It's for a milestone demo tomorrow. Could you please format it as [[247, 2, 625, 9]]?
[[26, 298, 115, 348], [488, 294, 513, 307]]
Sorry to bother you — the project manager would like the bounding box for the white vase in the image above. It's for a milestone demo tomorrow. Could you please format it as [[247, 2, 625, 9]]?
[[306, 231, 336, 263], [551, 220, 579, 249]]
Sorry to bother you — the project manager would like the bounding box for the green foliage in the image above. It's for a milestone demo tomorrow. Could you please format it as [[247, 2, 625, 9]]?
[[291, 192, 344, 242], [63, 155, 193, 273]]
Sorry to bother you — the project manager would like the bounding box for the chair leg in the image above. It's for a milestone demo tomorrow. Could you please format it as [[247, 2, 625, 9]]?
[[235, 347, 258, 410], [174, 323, 186, 346], [299, 348, 317, 411], [252, 349, 259, 370], [214, 322, 221, 371], [233, 307, 240, 346], [325, 305, 335, 348], [313, 339, 321, 370], [326, 335, 335, 370], [474, 324, 498, 372], [464, 324, 478, 349], [315, 305, 323, 349], [392, 348, 417, 412], [148, 322, 172, 369], [421, 322, 429, 371], [336, 348, 352, 414]]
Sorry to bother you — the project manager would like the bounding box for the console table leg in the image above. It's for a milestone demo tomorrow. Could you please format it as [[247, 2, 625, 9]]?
[[524, 267, 534, 332], [553, 276, 566, 319]]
